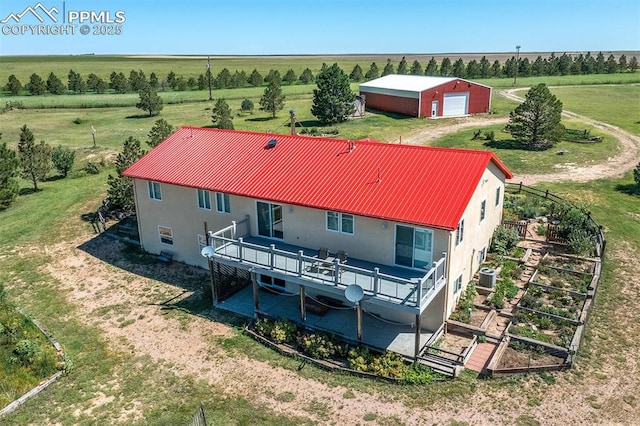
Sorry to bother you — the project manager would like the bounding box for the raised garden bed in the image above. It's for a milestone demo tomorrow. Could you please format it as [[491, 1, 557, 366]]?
[[508, 310, 577, 349], [540, 253, 597, 274], [495, 339, 566, 370], [519, 285, 586, 322], [530, 264, 592, 294]]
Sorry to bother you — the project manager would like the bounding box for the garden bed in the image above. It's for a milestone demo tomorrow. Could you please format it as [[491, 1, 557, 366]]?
[[540, 252, 597, 274], [530, 264, 592, 294], [508, 310, 577, 349], [519, 285, 586, 322]]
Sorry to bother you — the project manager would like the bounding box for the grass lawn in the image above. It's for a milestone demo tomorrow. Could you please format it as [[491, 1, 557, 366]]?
[[430, 120, 619, 175], [1, 58, 639, 423]]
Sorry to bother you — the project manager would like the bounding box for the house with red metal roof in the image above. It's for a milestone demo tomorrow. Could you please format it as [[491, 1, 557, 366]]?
[[123, 127, 513, 361]]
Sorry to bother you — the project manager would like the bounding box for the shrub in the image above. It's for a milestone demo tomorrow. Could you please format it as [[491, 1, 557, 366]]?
[[449, 282, 477, 323], [487, 287, 505, 309], [14, 339, 40, 366], [491, 225, 520, 256], [269, 319, 297, 344], [347, 346, 407, 378], [296, 332, 345, 359], [483, 130, 495, 142], [84, 162, 100, 174], [403, 363, 436, 384], [254, 318, 274, 338], [240, 98, 254, 112], [568, 229, 594, 256]]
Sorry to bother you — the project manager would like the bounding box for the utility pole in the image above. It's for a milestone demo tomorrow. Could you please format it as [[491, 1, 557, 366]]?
[[513, 45, 521, 85], [206, 56, 212, 101]]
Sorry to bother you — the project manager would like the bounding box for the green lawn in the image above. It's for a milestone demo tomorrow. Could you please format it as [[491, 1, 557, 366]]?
[[430, 121, 619, 175], [1, 57, 639, 424]]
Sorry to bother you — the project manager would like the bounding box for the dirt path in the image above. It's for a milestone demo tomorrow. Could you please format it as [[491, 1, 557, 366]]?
[[401, 88, 640, 186]]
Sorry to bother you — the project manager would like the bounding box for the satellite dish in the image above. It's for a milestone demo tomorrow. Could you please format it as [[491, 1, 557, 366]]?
[[201, 246, 215, 258], [345, 284, 364, 304]]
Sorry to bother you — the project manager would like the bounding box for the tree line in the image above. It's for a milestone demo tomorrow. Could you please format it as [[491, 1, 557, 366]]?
[[4, 52, 637, 97]]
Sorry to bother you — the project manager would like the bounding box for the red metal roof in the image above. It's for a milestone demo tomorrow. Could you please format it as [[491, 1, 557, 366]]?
[[123, 127, 513, 231]]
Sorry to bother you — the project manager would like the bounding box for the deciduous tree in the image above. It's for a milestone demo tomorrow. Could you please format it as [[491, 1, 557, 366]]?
[[18, 125, 52, 191], [311, 63, 354, 125], [505, 83, 564, 150]]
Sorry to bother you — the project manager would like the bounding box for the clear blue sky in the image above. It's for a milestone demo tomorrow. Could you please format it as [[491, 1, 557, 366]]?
[[1, 0, 638, 55]]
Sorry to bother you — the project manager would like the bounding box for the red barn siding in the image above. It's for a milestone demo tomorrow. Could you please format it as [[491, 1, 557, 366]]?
[[362, 92, 420, 117], [420, 80, 491, 117]]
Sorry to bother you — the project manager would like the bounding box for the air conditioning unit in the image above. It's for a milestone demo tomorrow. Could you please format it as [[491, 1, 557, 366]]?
[[478, 267, 497, 288]]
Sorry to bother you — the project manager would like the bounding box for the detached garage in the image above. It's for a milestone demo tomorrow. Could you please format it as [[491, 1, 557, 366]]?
[[359, 75, 492, 118]]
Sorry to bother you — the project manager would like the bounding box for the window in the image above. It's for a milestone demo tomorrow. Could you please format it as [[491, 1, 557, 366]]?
[[455, 219, 464, 245], [216, 192, 230, 213], [259, 274, 285, 288], [495, 186, 501, 207], [326, 212, 354, 235], [480, 200, 486, 223], [454, 275, 463, 293], [197, 189, 211, 210], [341, 214, 354, 234], [148, 181, 162, 200], [478, 246, 486, 265], [326, 211, 339, 232], [197, 234, 207, 251], [158, 226, 173, 245]]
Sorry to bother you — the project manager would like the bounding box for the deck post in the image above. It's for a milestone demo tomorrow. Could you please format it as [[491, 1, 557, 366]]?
[[238, 238, 244, 261], [300, 285, 306, 322], [251, 269, 259, 318], [373, 268, 379, 295], [356, 302, 363, 341], [298, 250, 304, 276], [334, 258, 340, 286], [414, 313, 421, 360], [270, 244, 276, 270]]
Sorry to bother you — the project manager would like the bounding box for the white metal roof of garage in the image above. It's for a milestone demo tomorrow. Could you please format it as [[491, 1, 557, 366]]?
[[359, 74, 491, 94]]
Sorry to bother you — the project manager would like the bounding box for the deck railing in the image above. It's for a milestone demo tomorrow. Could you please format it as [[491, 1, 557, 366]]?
[[208, 221, 446, 308]]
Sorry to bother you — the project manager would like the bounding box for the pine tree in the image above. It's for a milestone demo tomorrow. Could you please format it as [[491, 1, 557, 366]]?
[[147, 119, 174, 148], [397, 56, 408, 74], [106, 137, 145, 211], [0, 134, 20, 210], [364, 62, 379, 79], [505, 84, 564, 150], [311, 63, 354, 125], [46, 72, 65, 94], [18, 125, 52, 191], [382, 59, 395, 76], [425, 57, 438, 76], [136, 84, 163, 116], [410, 60, 423, 75], [299, 68, 314, 84], [5, 75, 23, 95], [349, 64, 364, 81], [51, 145, 75, 177], [26, 73, 46, 95], [259, 80, 285, 118], [211, 98, 234, 129], [283, 69, 297, 85]]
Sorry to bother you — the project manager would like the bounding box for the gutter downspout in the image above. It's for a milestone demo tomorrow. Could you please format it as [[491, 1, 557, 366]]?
[[132, 179, 144, 249], [443, 231, 453, 334]]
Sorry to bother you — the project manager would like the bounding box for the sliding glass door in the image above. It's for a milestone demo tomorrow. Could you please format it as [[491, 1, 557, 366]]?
[[395, 225, 433, 269], [257, 201, 283, 239]]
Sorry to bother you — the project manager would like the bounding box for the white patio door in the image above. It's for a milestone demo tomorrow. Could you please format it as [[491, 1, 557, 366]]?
[[395, 225, 433, 269]]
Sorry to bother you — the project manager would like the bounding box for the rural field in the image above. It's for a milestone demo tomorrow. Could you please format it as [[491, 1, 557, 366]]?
[[0, 55, 639, 425]]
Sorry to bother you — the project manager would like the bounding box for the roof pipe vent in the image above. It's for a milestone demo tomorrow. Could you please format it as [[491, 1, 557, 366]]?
[[266, 138, 277, 149]]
